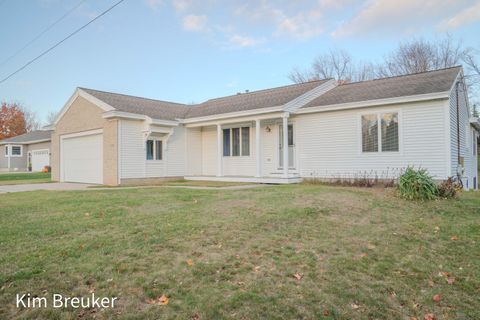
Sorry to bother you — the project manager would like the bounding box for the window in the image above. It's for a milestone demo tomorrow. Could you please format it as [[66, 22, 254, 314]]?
[[11, 146, 22, 156], [232, 128, 240, 156], [146, 140, 154, 160], [5, 146, 8, 156], [223, 129, 230, 156], [362, 112, 399, 153], [223, 127, 250, 157], [381, 113, 399, 152], [241, 127, 250, 156], [362, 115, 378, 152], [146, 139, 163, 160], [155, 140, 162, 160]]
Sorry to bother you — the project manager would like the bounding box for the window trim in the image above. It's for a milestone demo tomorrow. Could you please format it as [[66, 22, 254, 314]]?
[[358, 109, 402, 155], [146, 138, 163, 161], [8, 145, 23, 157], [222, 126, 251, 157], [4, 145, 8, 157]]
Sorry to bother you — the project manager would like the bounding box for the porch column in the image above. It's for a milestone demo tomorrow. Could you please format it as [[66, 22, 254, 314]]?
[[255, 119, 261, 177], [216, 124, 223, 177], [282, 113, 289, 178]]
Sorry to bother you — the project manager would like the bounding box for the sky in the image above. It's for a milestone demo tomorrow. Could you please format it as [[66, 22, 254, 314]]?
[[0, 0, 479, 123]]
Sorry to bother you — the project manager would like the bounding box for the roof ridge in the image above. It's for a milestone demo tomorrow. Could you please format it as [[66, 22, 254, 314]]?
[[338, 65, 462, 87], [203, 78, 331, 103], [79, 87, 189, 107]]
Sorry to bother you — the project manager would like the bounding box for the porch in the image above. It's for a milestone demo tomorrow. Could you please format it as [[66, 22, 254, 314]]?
[[183, 111, 300, 184]]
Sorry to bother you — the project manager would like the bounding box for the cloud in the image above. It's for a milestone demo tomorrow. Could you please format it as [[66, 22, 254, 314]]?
[[182, 14, 209, 32], [145, 0, 163, 10], [331, 0, 471, 37], [235, 2, 325, 40], [172, 0, 192, 12], [442, 2, 480, 28], [228, 35, 263, 48]]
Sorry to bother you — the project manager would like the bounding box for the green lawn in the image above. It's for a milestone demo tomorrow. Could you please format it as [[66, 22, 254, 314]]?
[[0, 185, 479, 319], [0, 172, 51, 185]]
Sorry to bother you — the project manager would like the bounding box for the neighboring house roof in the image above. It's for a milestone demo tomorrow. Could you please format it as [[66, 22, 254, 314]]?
[[77, 67, 461, 121], [80, 88, 191, 121], [0, 130, 52, 145], [303, 66, 461, 109], [184, 79, 330, 118]]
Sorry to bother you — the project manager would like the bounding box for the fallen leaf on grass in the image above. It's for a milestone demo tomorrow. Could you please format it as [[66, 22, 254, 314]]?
[[147, 295, 169, 305], [186, 259, 194, 266], [450, 235, 458, 241], [323, 310, 330, 316], [424, 313, 436, 320], [253, 266, 260, 272], [293, 273, 303, 280], [438, 271, 450, 278], [84, 212, 90, 217], [350, 302, 360, 310], [434, 226, 440, 233], [428, 279, 434, 287], [447, 277, 455, 284], [432, 294, 442, 302]]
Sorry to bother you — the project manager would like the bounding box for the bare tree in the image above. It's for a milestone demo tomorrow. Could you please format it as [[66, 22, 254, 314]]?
[[21, 107, 41, 132], [46, 111, 57, 125], [379, 36, 466, 77]]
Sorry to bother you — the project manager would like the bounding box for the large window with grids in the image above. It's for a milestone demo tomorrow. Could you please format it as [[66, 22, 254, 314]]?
[[223, 127, 250, 157], [361, 112, 399, 153]]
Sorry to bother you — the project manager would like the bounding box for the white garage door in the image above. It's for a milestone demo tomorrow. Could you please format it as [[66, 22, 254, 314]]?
[[62, 133, 103, 184], [31, 149, 50, 172]]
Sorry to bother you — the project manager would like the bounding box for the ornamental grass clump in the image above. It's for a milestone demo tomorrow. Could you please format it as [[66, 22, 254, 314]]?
[[398, 167, 438, 201]]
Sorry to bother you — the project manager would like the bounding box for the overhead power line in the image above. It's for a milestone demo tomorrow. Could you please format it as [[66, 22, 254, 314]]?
[[0, 0, 126, 85], [0, 0, 89, 68]]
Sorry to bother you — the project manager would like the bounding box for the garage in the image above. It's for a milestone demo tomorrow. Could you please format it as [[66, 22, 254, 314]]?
[[31, 149, 50, 172], [61, 132, 103, 184]]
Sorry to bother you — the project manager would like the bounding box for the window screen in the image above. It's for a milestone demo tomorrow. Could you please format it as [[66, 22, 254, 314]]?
[[155, 140, 162, 160], [381, 113, 399, 152], [241, 127, 250, 156], [11, 146, 21, 155], [223, 129, 230, 156], [362, 115, 378, 152], [232, 128, 240, 156], [146, 140, 154, 160]]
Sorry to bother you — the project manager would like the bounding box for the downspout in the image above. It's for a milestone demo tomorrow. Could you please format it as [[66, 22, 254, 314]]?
[[456, 82, 460, 168]]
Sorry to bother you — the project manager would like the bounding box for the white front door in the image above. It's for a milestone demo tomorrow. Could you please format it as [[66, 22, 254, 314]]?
[[31, 149, 50, 172], [279, 124, 295, 169], [62, 133, 103, 184]]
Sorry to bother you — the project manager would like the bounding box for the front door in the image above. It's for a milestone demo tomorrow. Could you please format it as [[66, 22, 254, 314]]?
[[279, 124, 294, 169]]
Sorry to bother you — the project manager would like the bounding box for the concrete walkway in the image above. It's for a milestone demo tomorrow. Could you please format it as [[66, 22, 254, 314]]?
[[0, 183, 93, 194]]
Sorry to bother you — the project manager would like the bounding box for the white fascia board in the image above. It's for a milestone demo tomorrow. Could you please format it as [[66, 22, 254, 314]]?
[[180, 106, 283, 125], [52, 88, 116, 126], [295, 91, 450, 115], [103, 111, 179, 127], [283, 79, 337, 113], [184, 111, 285, 128]]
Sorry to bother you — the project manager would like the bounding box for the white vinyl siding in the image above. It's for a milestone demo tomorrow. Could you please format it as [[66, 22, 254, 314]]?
[[201, 126, 217, 176], [296, 100, 448, 180], [186, 127, 202, 175], [119, 120, 145, 179]]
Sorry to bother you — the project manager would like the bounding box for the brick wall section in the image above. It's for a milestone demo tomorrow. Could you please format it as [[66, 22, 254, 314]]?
[[51, 96, 118, 185]]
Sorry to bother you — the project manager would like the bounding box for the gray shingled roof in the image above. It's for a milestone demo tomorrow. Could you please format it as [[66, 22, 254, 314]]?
[[0, 130, 52, 144], [79, 67, 460, 121], [303, 66, 460, 108], [80, 88, 191, 120], [80, 80, 329, 120], [185, 79, 329, 118]]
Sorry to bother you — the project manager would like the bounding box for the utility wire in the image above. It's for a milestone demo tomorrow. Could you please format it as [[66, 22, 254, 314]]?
[[0, 0, 89, 68], [0, 0, 125, 85]]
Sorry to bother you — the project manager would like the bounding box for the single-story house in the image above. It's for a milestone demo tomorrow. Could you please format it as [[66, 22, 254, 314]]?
[[47, 66, 479, 189], [0, 130, 52, 172]]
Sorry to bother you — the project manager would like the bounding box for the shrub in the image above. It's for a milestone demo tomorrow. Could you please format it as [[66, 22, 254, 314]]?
[[398, 167, 438, 201], [438, 177, 462, 199]]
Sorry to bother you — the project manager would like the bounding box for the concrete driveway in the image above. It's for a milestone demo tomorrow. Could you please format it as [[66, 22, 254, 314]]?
[[0, 183, 93, 194]]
